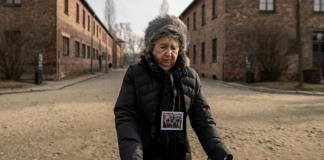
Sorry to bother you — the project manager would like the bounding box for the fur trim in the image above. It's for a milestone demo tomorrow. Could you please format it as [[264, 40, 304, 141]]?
[[144, 15, 189, 54]]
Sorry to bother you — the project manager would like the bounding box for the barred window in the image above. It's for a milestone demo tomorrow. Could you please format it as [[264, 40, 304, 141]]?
[[259, 0, 275, 11], [87, 46, 91, 59], [186, 17, 190, 30], [63, 37, 69, 56], [6, 0, 21, 5], [76, 3, 80, 23], [212, 39, 217, 63], [201, 42, 205, 64], [312, 32, 324, 68], [193, 12, 197, 30], [82, 44, 86, 58], [314, 0, 324, 12], [82, 10, 86, 28], [88, 15, 90, 31], [212, 0, 217, 18], [75, 41, 80, 57], [201, 4, 206, 26], [64, 0, 69, 14]]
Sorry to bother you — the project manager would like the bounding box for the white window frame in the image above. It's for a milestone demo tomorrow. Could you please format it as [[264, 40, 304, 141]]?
[[259, 0, 274, 11], [6, 0, 21, 5], [314, 0, 324, 12]]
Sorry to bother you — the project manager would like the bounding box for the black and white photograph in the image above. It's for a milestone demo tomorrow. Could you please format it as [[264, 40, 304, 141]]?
[[161, 111, 184, 131]]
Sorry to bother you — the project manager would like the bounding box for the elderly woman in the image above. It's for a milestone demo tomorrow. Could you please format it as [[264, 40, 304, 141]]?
[[114, 15, 233, 160]]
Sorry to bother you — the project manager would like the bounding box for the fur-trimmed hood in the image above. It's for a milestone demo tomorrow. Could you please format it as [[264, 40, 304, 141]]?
[[144, 15, 189, 54]]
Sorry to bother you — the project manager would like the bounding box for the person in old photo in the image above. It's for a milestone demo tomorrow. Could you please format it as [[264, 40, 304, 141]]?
[[114, 14, 233, 160]]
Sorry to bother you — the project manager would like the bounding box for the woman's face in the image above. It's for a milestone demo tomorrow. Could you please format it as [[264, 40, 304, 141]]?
[[152, 37, 180, 71]]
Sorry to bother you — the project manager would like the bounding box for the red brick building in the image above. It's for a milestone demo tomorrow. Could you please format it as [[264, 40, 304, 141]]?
[[0, 0, 123, 80], [180, 0, 324, 81]]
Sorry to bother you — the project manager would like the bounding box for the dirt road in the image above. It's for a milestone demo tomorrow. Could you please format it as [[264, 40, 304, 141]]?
[[0, 70, 323, 160]]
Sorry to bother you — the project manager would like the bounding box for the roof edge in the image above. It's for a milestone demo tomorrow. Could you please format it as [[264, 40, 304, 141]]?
[[80, 0, 115, 39], [179, 0, 199, 18]]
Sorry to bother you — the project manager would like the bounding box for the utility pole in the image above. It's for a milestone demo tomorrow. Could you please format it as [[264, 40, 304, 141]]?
[[296, 0, 304, 88]]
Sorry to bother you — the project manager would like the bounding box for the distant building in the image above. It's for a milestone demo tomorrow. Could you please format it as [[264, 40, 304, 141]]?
[[180, 0, 324, 81], [0, 0, 124, 80], [113, 38, 125, 68]]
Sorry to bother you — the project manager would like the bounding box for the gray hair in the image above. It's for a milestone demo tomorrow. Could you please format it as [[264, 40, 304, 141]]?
[[144, 15, 189, 54]]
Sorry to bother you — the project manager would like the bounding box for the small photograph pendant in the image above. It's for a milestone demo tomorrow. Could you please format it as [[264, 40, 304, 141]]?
[[161, 111, 184, 131]]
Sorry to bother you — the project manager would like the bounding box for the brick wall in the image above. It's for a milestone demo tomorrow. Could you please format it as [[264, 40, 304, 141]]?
[[0, 0, 57, 79], [181, 0, 324, 81], [56, 0, 114, 79], [224, 0, 324, 81], [0, 0, 116, 80], [181, 0, 227, 80]]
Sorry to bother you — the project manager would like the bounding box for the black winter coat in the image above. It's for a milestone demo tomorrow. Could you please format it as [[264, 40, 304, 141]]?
[[114, 53, 232, 160]]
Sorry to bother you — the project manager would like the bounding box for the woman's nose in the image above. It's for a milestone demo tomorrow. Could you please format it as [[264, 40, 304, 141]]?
[[164, 48, 172, 56]]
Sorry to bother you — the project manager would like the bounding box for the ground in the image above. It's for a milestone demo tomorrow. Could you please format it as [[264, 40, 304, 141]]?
[[0, 70, 323, 160]]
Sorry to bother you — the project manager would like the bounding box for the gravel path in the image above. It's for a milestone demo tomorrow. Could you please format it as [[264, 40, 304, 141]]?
[[0, 69, 323, 160]]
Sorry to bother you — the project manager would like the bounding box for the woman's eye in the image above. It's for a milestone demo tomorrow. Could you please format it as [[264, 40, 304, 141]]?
[[171, 46, 178, 51]]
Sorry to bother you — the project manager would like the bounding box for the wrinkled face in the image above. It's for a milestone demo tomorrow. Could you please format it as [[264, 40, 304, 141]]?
[[152, 37, 180, 71]]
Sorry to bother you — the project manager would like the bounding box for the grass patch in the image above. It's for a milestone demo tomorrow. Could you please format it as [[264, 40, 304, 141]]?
[[249, 81, 324, 92], [0, 80, 33, 90]]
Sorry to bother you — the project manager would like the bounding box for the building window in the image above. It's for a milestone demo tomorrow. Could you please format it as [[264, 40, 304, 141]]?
[[97, 25, 99, 37], [64, 0, 69, 14], [201, 42, 205, 64], [312, 32, 324, 69], [201, 4, 206, 26], [75, 41, 80, 57], [92, 21, 95, 35], [186, 17, 190, 30], [82, 10, 86, 28], [212, 0, 217, 18], [76, 3, 79, 23], [193, 12, 197, 30], [6, 0, 21, 5], [193, 45, 197, 64], [259, 0, 275, 12], [92, 48, 95, 59], [87, 46, 91, 59], [212, 39, 217, 63], [63, 36, 69, 56], [82, 44, 86, 58], [88, 15, 90, 31], [314, 0, 324, 12]]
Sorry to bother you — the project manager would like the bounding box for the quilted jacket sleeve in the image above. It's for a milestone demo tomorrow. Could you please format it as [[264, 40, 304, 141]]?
[[114, 66, 143, 160], [188, 71, 233, 160]]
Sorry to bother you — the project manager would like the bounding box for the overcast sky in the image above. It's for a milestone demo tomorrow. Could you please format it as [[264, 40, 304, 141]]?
[[86, 0, 193, 37]]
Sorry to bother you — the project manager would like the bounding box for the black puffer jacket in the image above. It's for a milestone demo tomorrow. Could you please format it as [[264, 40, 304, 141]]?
[[114, 53, 232, 160]]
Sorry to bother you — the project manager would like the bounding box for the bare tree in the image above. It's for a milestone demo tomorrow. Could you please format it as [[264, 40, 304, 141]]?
[[0, 30, 25, 80], [115, 22, 141, 54], [104, 0, 116, 32], [241, 23, 296, 81], [159, 0, 169, 16], [137, 37, 145, 52], [114, 22, 144, 65]]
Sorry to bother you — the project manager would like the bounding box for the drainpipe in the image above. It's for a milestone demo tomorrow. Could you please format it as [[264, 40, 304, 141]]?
[[296, 0, 304, 88]]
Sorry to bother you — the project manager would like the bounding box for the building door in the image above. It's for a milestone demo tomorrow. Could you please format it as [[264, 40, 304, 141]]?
[[98, 55, 102, 71]]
